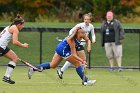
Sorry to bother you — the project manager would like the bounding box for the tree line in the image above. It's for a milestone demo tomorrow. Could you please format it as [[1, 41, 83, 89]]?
[[0, 0, 140, 22]]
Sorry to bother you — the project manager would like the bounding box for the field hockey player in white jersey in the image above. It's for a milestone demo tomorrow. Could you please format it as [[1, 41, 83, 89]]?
[[0, 14, 28, 84], [57, 13, 96, 79]]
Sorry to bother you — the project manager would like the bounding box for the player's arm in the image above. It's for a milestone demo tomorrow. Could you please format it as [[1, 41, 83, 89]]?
[[10, 25, 28, 48], [68, 39, 84, 63], [69, 24, 80, 35], [91, 26, 96, 44], [118, 20, 125, 40], [82, 35, 91, 66], [67, 32, 84, 63], [83, 35, 91, 53]]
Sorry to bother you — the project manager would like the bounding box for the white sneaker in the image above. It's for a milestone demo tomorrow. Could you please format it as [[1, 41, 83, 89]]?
[[83, 80, 96, 86], [28, 68, 34, 79]]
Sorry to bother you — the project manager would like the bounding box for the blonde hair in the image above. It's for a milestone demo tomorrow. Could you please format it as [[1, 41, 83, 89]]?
[[83, 12, 93, 21]]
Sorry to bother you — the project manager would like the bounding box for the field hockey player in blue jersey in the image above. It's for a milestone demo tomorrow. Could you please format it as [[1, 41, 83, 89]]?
[[28, 27, 96, 86]]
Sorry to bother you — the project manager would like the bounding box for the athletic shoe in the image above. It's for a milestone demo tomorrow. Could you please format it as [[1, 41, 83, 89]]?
[[109, 67, 115, 71], [83, 80, 96, 86], [118, 67, 123, 72], [57, 69, 63, 79], [28, 68, 34, 79], [2, 76, 15, 84]]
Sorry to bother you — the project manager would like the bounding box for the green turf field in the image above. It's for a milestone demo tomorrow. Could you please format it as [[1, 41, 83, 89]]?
[[0, 67, 139, 93], [0, 23, 139, 93]]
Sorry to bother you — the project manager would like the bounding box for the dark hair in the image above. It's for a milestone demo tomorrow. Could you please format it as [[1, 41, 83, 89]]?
[[11, 14, 24, 26]]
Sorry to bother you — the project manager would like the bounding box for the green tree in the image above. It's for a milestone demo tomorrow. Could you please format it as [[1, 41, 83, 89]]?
[[0, 0, 140, 22]]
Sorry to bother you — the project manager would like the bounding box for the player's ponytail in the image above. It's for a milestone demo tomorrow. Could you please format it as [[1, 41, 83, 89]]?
[[83, 13, 93, 21], [16, 14, 21, 19], [11, 14, 24, 26], [87, 12, 93, 21]]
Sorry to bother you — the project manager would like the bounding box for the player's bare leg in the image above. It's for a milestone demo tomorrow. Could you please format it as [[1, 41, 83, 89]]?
[[3, 50, 18, 84], [109, 58, 115, 71], [67, 55, 96, 86], [116, 56, 122, 72], [57, 50, 86, 79], [28, 53, 62, 79]]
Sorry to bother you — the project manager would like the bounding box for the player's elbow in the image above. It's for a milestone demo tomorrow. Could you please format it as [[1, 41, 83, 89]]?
[[12, 41, 16, 45], [12, 40, 18, 45]]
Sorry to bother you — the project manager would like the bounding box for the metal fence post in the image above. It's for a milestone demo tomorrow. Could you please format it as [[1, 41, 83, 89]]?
[[88, 32, 91, 69], [88, 52, 91, 69], [40, 31, 43, 64], [139, 32, 140, 71]]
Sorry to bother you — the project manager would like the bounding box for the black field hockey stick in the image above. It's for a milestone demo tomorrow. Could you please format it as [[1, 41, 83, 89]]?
[[86, 51, 91, 69], [18, 58, 43, 72]]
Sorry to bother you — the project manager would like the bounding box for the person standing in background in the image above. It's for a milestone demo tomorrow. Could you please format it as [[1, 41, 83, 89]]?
[[101, 11, 125, 71]]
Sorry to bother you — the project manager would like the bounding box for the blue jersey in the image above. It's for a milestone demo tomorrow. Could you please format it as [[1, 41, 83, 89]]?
[[56, 36, 81, 59]]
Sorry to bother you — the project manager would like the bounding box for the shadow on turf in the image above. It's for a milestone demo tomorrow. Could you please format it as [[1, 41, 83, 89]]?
[[108, 70, 138, 87], [41, 70, 78, 86]]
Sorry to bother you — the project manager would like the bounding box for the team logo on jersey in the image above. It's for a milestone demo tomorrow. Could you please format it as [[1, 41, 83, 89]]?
[[66, 53, 70, 57]]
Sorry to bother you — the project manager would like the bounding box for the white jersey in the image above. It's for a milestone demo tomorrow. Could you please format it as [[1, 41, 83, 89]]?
[[0, 26, 12, 49], [69, 22, 96, 45]]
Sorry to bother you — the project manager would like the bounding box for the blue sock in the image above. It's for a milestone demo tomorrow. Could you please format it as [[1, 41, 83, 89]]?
[[36, 62, 50, 70], [76, 65, 88, 82]]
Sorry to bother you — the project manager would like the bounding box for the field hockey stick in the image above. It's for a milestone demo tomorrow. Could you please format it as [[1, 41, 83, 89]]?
[[83, 51, 91, 83], [86, 51, 91, 69], [83, 64, 87, 82], [56, 37, 62, 42], [18, 58, 43, 72], [82, 52, 89, 84], [56, 37, 86, 42], [82, 61, 88, 84]]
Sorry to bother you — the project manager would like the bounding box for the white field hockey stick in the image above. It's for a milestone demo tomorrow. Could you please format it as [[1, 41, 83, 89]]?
[[56, 37, 62, 42], [82, 63, 88, 84], [18, 58, 43, 72], [83, 51, 90, 83], [56, 37, 86, 43], [82, 65, 87, 84]]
